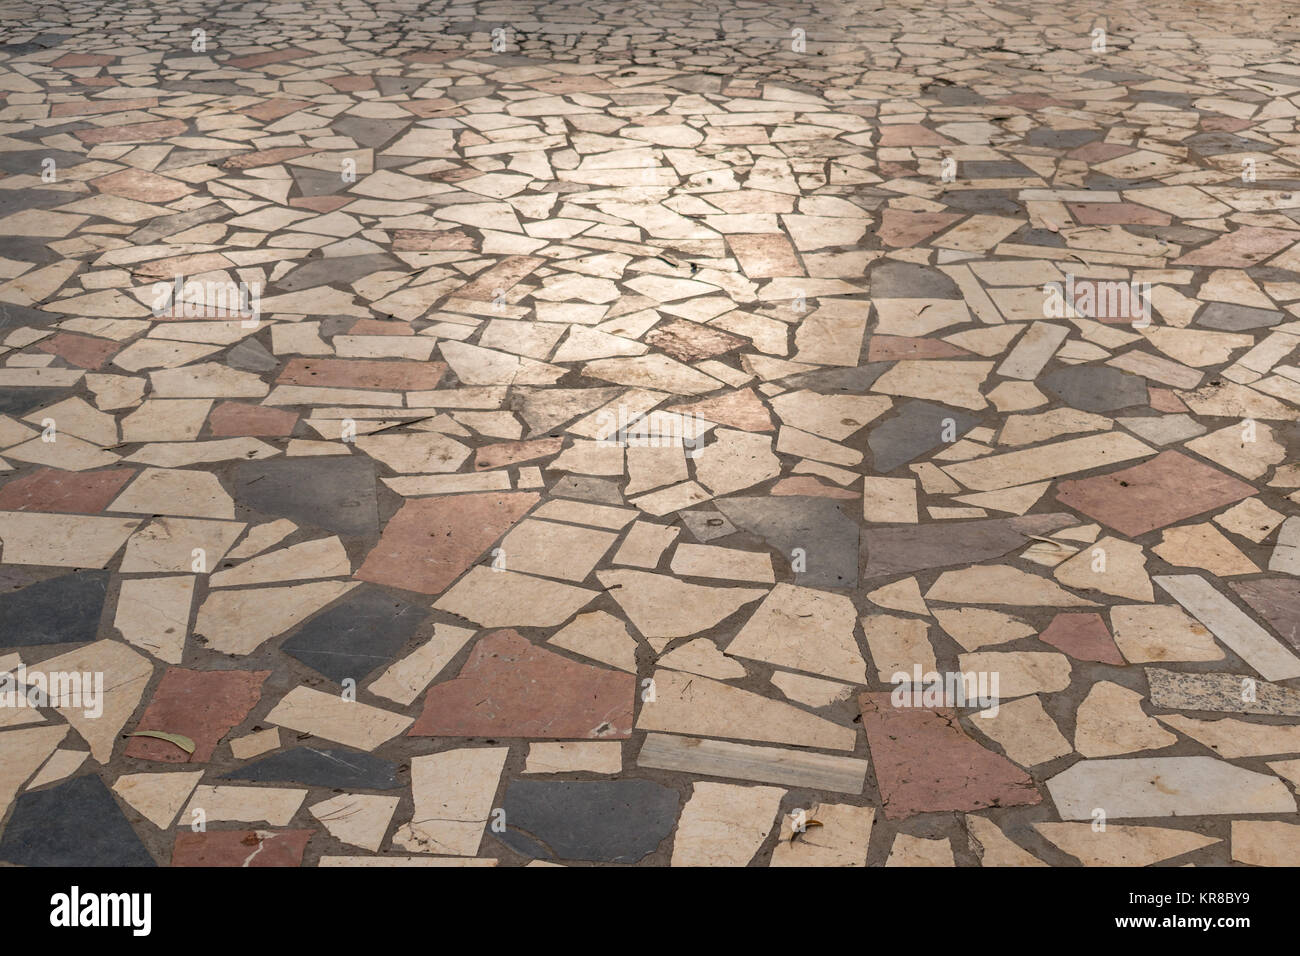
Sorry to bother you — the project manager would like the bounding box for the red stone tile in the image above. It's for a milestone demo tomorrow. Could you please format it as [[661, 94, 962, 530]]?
[[208, 402, 299, 437], [867, 335, 971, 361], [356, 491, 539, 595], [91, 167, 193, 203], [410, 630, 635, 738], [473, 437, 563, 470], [76, 119, 187, 145], [35, 332, 120, 369], [1201, 116, 1253, 132], [125, 668, 270, 763], [171, 830, 312, 867], [1067, 202, 1170, 226], [1172, 226, 1298, 268], [859, 692, 1041, 820], [1054, 450, 1255, 537], [0, 467, 135, 513], [771, 477, 858, 498], [878, 209, 962, 248], [667, 388, 774, 432], [276, 357, 447, 391], [1038, 612, 1125, 664]]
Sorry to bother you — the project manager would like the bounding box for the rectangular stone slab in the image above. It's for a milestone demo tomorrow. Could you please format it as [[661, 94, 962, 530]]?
[[637, 733, 868, 794], [942, 433, 1154, 491]]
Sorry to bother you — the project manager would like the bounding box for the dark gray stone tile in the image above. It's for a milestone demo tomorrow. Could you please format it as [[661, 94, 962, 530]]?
[[233, 457, 379, 537], [867, 400, 978, 473], [715, 495, 858, 588], [1040, 366, 1148, 412], [222, 746, 400, 789], [0, 775, 155, 866], [1196, 302, 1280, 332], [0, 571, 108, 647], [1230, 578, 1300, 649], [494, 779, 677, 863], [280, 587, 427, 683], [862, 514, 1075, 579], [226, 338, 278, 372], [274, 254, 403, 293], [869, 261, 961, 299]]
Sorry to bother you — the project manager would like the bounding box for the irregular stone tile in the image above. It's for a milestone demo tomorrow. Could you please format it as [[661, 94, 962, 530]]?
[[114, 575, 194, 663], [1054, 535, 1153, 601], [223, 747, 399, 790], [1046, 757, 1295, 819], [0, 724, 67, 819], [392, 746, 508, 856], [1110, 603, 1223, 663], [281, 587, 428, 684], [233, 458, 378, 537], [859, 692, 1041, 820], [0, 570, 108, 646], [1075, 681, 1177, 757], [926, 565, 1097, 607], [1055, 450, 1255, 536], [0, 774, 154, 867], [0, 511, 139, 566], [1153, 522, 1260, 576], [887, 834, 955, 867], [0, 466, 133, 513], [1040, 366, 1148, 412], [670, 781, 784, 867], [126, 667, 268, 763], [40, 639, 152, 763], [496, 778, 677, 864], [867, 400, 978, 473], [265, 687, 412, 751], [195, 580, 357, 655], [1038, 612, 1124, 664], [1156, 574, 1300, 681], [862, 514, 1074, 579], [171, 830, 311, 867], [1035, 823, 1219, 866], [1148, 667, 1300, 716], [728, 584, 864, 683], [523, 742, 622, 775], [412, 629, 633, 738], [112, 770, 204, 829], [184, 784, 307, 827], [1229, 579, 1300, 651], [598, 569, 765, 640], [770, 803, 874, 866], [1158, 713, 1300, 758], [1232, 821, 1300, 866], [713, 496, 858, 588], [972, 695, 1072, 766], [311, 793, 401, 852], [435, 567, 598, 628]]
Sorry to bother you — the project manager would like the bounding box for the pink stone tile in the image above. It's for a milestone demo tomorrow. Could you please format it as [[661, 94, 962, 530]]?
[[644, 319, 745, 362], [410, 629, 635, 738], [225, 48, 311, 68], [1067, 202, 1170, 226], [356, 491, 539, 595], [859, 692, 1041, 819], [208, 401, 299, 437], [35, 332, 120, 369], [668, 388, 774, 432], [51, 98, 158, 117], [91, 167, 193, 203], [220, 147, 316, 170], [1039, 612, 1125, 664], [1054, 450, 1255, 537], [1172, 226, 1298, 268], [867, 335, 971, 361], [1148, 386, 1188, 412], [726, 234, 804, 277]]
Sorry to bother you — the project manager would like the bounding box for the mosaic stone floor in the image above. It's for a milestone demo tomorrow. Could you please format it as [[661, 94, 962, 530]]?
[[2, 0, 1300, 867]]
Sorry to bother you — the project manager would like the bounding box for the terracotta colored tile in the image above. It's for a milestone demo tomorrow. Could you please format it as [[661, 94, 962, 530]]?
[[1066, 202, 1170, 226], [51, 53, 114, 67], [1173, 226, 1297, 268], [171, 830, 311, 866], [208, 401, 299, 437], [220, 147, 316, 170], [644, 319, 745, 362], [860, 692, 1041, 819], [411, 630, 634, 738], [1148, 387, 1188, 412], [91, 167, 193, 203], [356, 491, 539, 595], [1039, 612, 1125, 664], [125, 668, 269, 763], [241, 98, 313, 121], [35, 332, 120, 369], [1055, 450, 1256, 537], [276, 357, 447, 391], [878, 209, 962, 248], [668, 388, 774, 432], [0, 467, 135, 513], [867, 335, 971, 361]]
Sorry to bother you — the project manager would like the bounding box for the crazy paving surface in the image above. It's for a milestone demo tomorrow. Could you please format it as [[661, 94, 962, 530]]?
[[2, 0, 1300, 867]]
